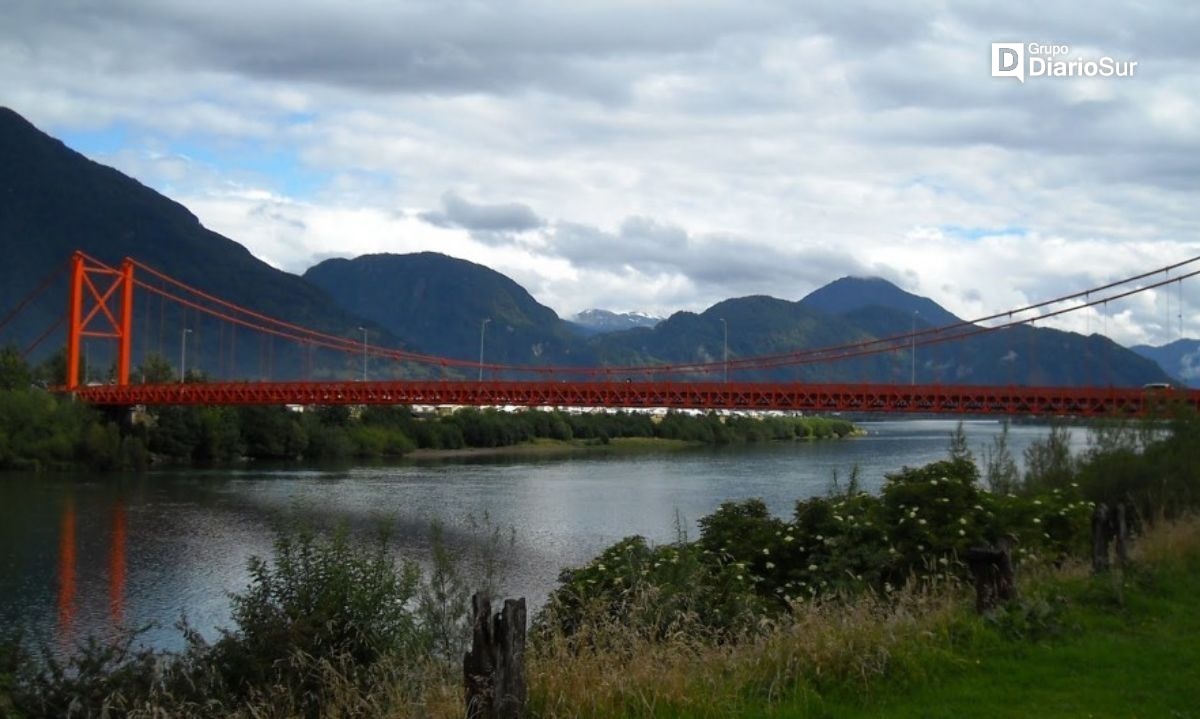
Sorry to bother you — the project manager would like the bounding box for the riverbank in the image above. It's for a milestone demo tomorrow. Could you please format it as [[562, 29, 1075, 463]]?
[[405, 428, 865, 461], [0, 350, 860, 470], [420, 516, 1200, 718], [405, 436, 701, 460], [4, 414, 1197, 717]]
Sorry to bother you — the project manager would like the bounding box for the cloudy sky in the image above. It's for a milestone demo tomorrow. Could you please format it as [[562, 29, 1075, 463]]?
[[3, 1, 1199, 345]]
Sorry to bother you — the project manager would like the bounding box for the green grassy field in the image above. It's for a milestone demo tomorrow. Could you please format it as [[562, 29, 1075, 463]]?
[[767, 555, 1200, 718], [501, 522, 1200, 719]]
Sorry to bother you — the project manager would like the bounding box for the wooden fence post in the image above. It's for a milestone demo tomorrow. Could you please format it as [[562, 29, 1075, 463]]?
[[464, 593, 527, 719], [1091, 503, 1110, 573], [965, 536, 1016, 614], [1113, 503, 1129, 568]]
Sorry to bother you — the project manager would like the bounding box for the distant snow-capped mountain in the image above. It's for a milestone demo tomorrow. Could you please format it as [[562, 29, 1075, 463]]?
[[571, 309, 664, 334]]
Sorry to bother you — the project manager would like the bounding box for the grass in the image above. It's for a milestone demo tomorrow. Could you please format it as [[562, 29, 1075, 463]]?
[[412, 518, 1200, 719], [817, 524, 1200, 719], [7, 521, 1198, 718]]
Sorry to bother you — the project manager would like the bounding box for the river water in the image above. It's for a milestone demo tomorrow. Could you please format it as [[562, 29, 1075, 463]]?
[[0, 419, 1089, 652]]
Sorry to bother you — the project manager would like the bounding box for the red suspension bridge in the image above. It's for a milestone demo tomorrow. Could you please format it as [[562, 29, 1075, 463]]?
[[3, 251, 1199, 417]]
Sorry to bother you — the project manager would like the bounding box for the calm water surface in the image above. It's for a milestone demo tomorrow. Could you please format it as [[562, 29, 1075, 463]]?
[[0, 419, 1089, 651]]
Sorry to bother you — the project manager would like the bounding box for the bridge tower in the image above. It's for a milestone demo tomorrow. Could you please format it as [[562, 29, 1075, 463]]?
[[65, 252, 135, 390]]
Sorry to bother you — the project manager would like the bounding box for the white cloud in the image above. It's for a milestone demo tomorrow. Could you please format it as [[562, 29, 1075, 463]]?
[[2, 1, 1199, 345]]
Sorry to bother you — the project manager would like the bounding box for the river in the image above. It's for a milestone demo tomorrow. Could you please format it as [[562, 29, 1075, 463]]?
[[0, 419, 1090, 652]]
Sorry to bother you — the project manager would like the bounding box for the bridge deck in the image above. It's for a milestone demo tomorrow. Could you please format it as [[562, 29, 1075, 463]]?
[[71, 380, 1199, 417]]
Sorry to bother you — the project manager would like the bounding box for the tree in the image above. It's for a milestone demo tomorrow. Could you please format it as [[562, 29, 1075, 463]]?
[[948, 420, 975, 465], [1023, 423, 1074, 492], [983, 419, 1020, 494], [0, 345, 31, 391], [137, 353, 175, 384], [33, 348, 67, 387]]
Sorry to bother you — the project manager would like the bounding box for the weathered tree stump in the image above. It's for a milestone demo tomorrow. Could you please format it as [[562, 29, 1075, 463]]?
[[1092, 503, 1131, 573], [965, 535, 1017, 614], [1091, 503, 1111, 573], [464, 593, 527, 719], [1113, 503, 1129, 567]]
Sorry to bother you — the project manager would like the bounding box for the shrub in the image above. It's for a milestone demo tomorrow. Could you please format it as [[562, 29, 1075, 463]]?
[[196, 522, 422, 714]]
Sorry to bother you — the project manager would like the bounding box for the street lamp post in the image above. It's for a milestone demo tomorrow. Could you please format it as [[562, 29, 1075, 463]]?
[[719, 318, 728, 383], [179, 328, 192, 383], [910, 311, 919, 385], [357, 326, 368, 381], [478, 318, 491, 381]]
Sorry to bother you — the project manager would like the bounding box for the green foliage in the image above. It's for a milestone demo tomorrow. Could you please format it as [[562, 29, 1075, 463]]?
[[135, 352, 175, 384], [0, 362, 144, 471], [0, 345, 855, 468], [543, 534, 765, 640], [982, 419, 1020, 494], [1022, 423, 1075, 493], [237, 406, 308, 459], [947, 420, 974, 464], [547, 444, 1121, 636], [0, 345, 31, 391], [880, 458, 986, 578], [0, 518, 479, 718], [0, 629, 161, 718], [203, 522, 421, 712], [1075, 408, 1200, 521]]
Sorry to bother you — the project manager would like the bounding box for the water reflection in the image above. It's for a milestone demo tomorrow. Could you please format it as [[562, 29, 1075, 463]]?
[[8, 420, 1093, 654], [56, 496, 76, 644], [109, 499, 126, 624], [53, 494, 129, 645]]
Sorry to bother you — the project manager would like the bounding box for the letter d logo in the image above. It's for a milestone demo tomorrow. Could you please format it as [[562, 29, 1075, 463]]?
[[991, 42, 1024, 83]]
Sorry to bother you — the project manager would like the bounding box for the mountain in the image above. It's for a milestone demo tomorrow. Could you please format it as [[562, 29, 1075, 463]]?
[[570, 309, 663, 335], [588, 295, 894, 381], [0, 106, 388, 380], [303, 253, 590, 368], [1131, 339, 1200, 387], [587, 281, 1171, 387], [0, 106, 1173, 389], [800, 276, 963, 328]]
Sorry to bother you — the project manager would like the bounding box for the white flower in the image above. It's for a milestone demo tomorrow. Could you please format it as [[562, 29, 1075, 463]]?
[[808, 564, 818, 571], [784, 535, 794, 542], [958, 529, 965, 536], [762, 547, 770, 555], [918, 518, 927, 525], [959, 517, 968, 525], [1033, 518, 1041, 524], [597, 564, 606, 571], [765, 561, 776, 569]]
